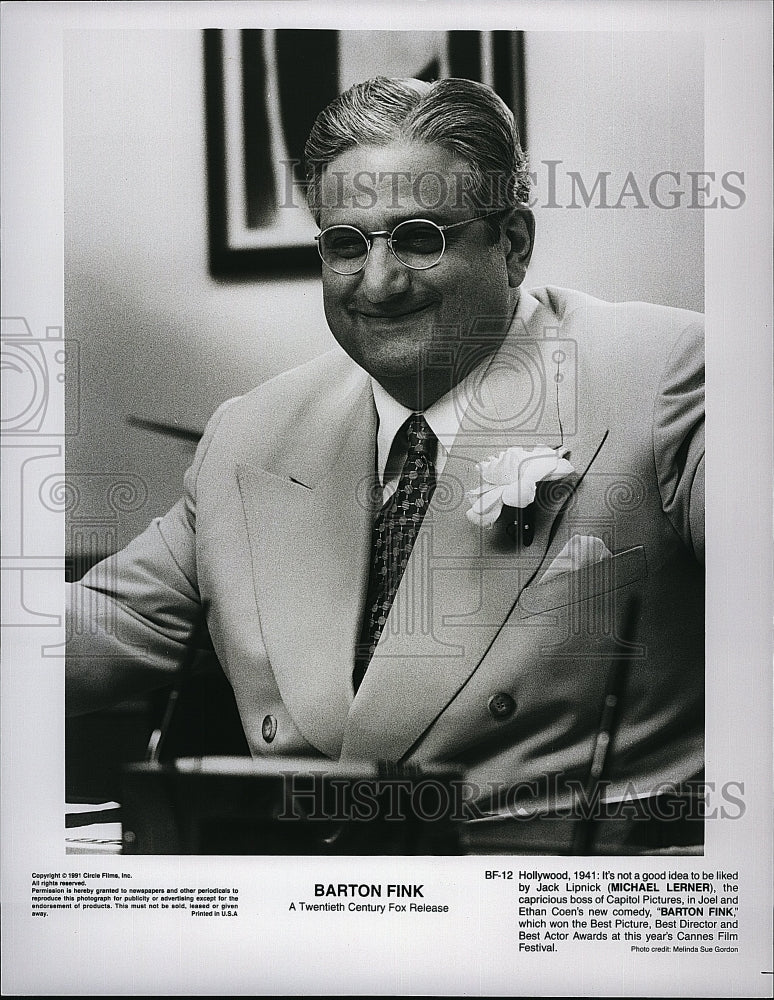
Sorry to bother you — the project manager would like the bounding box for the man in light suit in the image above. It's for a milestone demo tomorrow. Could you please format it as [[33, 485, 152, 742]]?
[[67, 78, 704, 840]]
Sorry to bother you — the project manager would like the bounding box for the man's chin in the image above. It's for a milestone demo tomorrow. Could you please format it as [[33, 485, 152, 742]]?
[[348, 329, 439, 382], [367, 354, 457, 408], [368, 357, 427, 384]]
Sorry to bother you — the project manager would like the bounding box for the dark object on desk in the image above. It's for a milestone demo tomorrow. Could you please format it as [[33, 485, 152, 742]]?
[[66, 662, 250, 803], [462, 789, 705, 856], [571, 592, 643, 855], [65, 804, 122, 829], [121, 757, 464, 855], [126, 414, 203, 443], [120, 758, 704, 856]]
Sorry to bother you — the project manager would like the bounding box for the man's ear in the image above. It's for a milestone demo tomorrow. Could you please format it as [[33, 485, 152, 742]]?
[[501, 208, 535, 288]]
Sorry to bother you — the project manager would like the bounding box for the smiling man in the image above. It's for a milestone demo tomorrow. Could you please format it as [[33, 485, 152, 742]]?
[[315, 144, 532, 409], [67, 77, 705, 850], [309, 78, 534, 412]]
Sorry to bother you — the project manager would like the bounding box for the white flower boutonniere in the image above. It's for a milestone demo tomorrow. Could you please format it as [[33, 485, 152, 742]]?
[[466, 445, 575, 528]]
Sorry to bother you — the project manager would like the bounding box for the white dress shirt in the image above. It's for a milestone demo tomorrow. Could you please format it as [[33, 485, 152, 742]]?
[[371, 356, 493, 504]]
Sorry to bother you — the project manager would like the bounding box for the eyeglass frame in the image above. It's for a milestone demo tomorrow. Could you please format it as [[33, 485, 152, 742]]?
[[314, 209, 507, 274]]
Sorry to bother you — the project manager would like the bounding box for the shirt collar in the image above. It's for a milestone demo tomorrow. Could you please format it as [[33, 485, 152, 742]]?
[[370, 353, 492, 487]]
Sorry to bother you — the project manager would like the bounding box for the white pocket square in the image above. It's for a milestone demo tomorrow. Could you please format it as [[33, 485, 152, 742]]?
[[540, 534, 614, 583]]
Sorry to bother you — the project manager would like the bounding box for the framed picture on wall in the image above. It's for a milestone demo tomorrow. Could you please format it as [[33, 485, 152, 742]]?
[[204, 28, 525, 277]]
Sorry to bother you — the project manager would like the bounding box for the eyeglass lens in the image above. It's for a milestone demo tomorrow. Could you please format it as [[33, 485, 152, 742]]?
[[318, 220, 445, 274]]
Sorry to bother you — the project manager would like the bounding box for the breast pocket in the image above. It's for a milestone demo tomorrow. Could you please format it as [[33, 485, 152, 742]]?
[[518, 545, 647, 618]]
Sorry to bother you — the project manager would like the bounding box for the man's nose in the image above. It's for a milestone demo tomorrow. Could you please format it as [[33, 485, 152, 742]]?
[[359, 236, 410, 301]]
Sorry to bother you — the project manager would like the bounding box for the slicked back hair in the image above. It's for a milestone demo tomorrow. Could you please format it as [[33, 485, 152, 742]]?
[[304, 76, 530, 225]]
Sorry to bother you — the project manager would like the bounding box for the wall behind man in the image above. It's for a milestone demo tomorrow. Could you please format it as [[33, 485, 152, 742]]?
[[65, 29, 704, 545], [65, 30, 328, 549], [523, 31, 704, 309]]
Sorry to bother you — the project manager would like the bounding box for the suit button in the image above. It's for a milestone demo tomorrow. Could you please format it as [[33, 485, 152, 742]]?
[[261, 715, 277, 743], [488, 692, 516, 720]]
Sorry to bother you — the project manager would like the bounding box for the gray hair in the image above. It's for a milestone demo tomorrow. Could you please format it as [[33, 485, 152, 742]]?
[[304, 76, 530, 224]]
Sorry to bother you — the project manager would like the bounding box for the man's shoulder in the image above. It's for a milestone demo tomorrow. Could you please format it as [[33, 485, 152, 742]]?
[[198, 348, 370, 455], [227, 348, 366, 415], [249, 347, 366, 402], [525, 285, 703, 329], [523, 285, 703, 379]]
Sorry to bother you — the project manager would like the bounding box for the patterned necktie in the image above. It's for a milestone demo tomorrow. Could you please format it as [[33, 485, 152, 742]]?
[[353, 413, 437, 692]]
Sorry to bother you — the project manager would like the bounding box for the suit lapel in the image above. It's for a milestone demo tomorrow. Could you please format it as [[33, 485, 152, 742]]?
[[341, 294, 609, 761], [237, 375, 377, 759]]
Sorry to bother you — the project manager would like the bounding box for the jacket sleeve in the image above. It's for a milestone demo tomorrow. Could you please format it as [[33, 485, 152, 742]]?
[[65, 399, 236, 714], [652, 320, 705, 563]]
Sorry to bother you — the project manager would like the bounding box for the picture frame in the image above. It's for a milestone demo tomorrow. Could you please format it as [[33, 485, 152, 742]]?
[[204, 28, 525, 277]]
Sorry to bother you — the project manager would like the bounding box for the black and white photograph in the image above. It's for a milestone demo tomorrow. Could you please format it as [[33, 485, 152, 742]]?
[[1, 1, 772, 995]]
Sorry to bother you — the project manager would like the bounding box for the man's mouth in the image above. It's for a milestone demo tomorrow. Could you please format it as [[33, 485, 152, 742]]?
[[355, 302, 436, 320]]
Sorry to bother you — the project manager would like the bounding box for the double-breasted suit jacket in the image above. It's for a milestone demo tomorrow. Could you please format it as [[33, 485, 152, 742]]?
[[67, 287, 704, 810]]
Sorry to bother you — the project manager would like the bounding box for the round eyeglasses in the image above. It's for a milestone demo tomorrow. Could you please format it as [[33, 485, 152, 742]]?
[[314, 211, 505, 275]]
